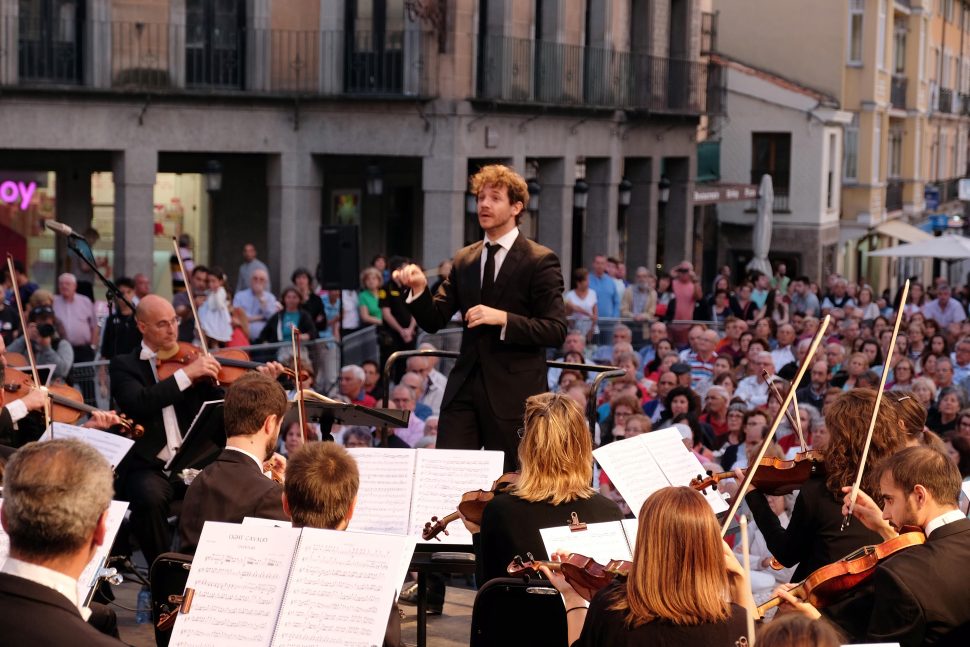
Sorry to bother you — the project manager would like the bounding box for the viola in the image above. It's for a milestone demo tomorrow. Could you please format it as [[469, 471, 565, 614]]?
[[2, 369, 144, 439], [507, 553, 632, 602], [422, 472, 519, 541], [691, 450, 824, 496], [756, 526, 926, 618], [154, 341, 309, 385]]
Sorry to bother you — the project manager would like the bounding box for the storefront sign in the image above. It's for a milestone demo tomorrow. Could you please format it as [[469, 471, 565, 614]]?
[[0, 180, 36, 210], [692, 183, 758, 205]]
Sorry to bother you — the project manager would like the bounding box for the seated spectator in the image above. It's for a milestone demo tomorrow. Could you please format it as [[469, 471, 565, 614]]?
[[927, 386, 965, 437], [232, 268, 279, 341], [336, 365, 378, 408], [362, 359, 384, 401], [592, 323, 632, 365], [599, 413, 651, 516], [400, 371, 434, 420], [423, 416, 439, 438], [406, 354, 446, 416], [658, 385, 701, 430], [699, 385, 730, 446], [643, 339, 675, 382], [601, 393, 640, 445], [279, 419, 321, 457], [644, 371, 677, 424], [52, 273, 98, 363], [387, 384, 426, 447], [735, 352, 774, 407], [840, 352, 870, 391], [342, 425, 375, 448], [548, 330, 588, 390], [714, 403, 748, 470]]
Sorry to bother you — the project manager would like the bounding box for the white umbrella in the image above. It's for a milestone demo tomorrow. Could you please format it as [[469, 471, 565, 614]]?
[[868, 235, 970, 259], [746, 174, 773, 275]]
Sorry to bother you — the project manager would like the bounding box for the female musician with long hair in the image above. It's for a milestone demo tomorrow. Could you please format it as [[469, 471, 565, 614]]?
[[744, 388, 905, 582], [545, 487, 755, 646], [469, 392, 622, 584]]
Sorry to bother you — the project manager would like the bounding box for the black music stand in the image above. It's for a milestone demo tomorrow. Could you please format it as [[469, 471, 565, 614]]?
[[282, 398, 410, 442]]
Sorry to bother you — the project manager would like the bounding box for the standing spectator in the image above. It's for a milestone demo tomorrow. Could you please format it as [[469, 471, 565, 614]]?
[[730, 282, 759, 323], [789, 275, 820, 317], [621, 266, 657, 342], [361, 359, 384, 401], [564, 267, 598, 341], [197, 266, 233, 345], [922, 283, 967, 328], [771, 262, 790, 294], [52, 273, 98, 363], [291, 268, 324, 333], [132, 272, 152, 304], [667, 261, 703, 346], [173, 265, 208, 319], [588, 254, 620, 320], [750, 271, 771, 310], [236, 243, 270, 294], [99, 277, 142, 360], [169, 233, 195, 295], [257, 286, 316, 344], [232, 268, 279, 341], [341, 286, 360, 335], [655, 273, 674, 319], [358, 267, 384, 328], [379, 257, 416, 383]]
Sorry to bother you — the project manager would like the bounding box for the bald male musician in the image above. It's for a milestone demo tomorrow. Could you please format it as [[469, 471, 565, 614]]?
[[109, 294, 281, 567], [780, 446, 970, 646]]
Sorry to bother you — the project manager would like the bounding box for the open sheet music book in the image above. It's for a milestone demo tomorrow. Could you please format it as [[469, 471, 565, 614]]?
[[593, 427, 728, 516], [38, 422, 134, 469], [345, 448, 505, 544], [539, 519, 640, 565], [170, 521, 411, 647], [0, 499, 128, 602]]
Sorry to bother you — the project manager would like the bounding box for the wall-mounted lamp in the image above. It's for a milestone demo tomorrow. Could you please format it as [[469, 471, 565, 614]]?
[[205, 159, 223, 193], [573, 179, 589, 210], [365, 164, 384, 196]]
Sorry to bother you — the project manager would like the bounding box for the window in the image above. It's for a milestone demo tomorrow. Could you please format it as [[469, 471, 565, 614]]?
[[872, 117, 882, 184], [849, 0, 864, 64], [877, 0, 887, 70], [944, 0, 954, 22], [844, 114, 859, 181], [889, 128, 904, 178], [751, 133, 791, 197], [827, 133, 838, 210], [893, 26, 907, 74]]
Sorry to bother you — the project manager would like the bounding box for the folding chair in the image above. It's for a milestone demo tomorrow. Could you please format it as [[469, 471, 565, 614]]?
[[470, 577, 568, 647]]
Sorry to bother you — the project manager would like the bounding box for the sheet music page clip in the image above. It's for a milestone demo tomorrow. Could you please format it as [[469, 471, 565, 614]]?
[[179, 587, 195, 615], [568, 512, 587, 532]]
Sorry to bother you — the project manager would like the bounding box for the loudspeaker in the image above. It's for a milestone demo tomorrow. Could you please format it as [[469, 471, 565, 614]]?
[[318, 225, 360, 290]]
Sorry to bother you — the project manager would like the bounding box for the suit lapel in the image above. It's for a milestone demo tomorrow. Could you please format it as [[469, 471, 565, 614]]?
[[491, 234, 528, 305], [464, 241, 485, 308], [927, 517, 970, 542]]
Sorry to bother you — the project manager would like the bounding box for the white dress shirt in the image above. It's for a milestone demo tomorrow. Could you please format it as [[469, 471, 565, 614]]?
[[139, 342, 193, 463], [224, 445, 273, 478], [925, 509, 966, 537], [1, 556, 90, 620]]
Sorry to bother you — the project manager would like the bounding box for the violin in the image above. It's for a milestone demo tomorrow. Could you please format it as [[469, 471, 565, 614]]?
[[422, 472, 519, 540], [154, 341, 309, 385], [507, 553, 632, 602], [691, 450, 824, 496], [1, 368, 144, 439], [1, 351, 29, 368], [756, 526, 926, 618]]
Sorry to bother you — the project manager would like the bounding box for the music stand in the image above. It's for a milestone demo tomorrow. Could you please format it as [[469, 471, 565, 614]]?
[[282, 398, 409, 441]]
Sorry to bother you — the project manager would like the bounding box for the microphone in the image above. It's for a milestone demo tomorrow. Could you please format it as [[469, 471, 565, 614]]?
[[46, 220, 85, 240]]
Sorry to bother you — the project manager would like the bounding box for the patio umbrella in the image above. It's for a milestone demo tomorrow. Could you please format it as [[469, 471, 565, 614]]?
[[746, 174, 773, 275], [868, 235, 970, 259]]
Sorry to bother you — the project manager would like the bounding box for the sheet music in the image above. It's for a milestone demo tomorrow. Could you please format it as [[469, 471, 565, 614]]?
[[77, 500, 129, 601], [593, 435, 670, 519], [641, 427, 728, 513], [243, 517, 292, 528], [410, 449, 506, 545], [345, 448, 415, 534], [0, 498, 128, 603], [165, 400, 223, 470], [39, 423, 135, 469], [170, 522, 300, 647], [272, 528, 408, 647], [621, 518, 639, 553], [539, 521, 634, 565]]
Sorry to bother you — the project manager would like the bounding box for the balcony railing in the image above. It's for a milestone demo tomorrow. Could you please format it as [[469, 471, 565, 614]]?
[[960, 92, 970, 115], [746, 187, 790, 213], [886, 179, 903, 212], [477, 34, 721, 115], [890, 75, 907, 110], [938, 87, 954, 113], [4, 19, 437, 98]]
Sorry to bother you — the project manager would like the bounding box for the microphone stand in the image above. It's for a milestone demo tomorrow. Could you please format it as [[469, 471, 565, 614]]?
[[65, 237, 136, 314]]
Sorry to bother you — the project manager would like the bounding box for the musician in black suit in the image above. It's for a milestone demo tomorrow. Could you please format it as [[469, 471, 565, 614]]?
[[396, 165, 567, 470], [178, 372, 290, 554], [781, 445, 970, 647], [0, 439, 123, 646]]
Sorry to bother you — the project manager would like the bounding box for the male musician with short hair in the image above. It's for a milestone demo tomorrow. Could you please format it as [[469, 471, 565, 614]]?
[[0, 440, 123, 645], [781, 446, 970, 647], [283, 442, 401, 647], [395, 164, 567, 471], [178, 372, 290, 554]]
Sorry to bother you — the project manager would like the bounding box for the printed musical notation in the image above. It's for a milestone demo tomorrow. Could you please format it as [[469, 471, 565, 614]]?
[[539, 520, 635, 565], [39, 422, 134, 469], [345, 448, 414, 535]]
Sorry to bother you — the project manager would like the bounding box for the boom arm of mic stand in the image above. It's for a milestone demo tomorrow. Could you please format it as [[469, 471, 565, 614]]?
[[66, 238, 136, 312]]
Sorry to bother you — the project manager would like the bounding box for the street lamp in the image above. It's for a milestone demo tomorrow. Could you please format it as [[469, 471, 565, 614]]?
[[205, 160, 223, 193], [658, 176, 671, 203], [365, 164, 384, 196], [526, 178, 541, 212], [573, 179, 589, 210], [618, 177, 633, 207]]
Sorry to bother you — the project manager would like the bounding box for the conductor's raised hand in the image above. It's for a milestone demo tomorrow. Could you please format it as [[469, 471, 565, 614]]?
[[466, 304, 507, 329], [392, 264, 427, 296]]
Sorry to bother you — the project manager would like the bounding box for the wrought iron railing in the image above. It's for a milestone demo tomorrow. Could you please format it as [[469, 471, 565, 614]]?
[[890, 75, 907, 110], [938, 87, 955, 113]]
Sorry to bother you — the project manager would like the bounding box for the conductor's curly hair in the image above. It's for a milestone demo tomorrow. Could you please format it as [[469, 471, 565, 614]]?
[[469, 165, 529, 223]]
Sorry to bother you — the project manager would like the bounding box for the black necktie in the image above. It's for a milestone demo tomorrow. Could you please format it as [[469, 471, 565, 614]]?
[[482, 242, 498, 303]]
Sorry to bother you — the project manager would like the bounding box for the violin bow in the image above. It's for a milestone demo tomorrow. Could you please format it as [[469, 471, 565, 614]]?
[[763, 369, 807, 452], [5, 255, 50, 430], [841, 279, 909, 531], [739, 516, 757, 645], [290, 325, 309, 445], [720, 315, 831, 537], [170, 237, 214, 365]]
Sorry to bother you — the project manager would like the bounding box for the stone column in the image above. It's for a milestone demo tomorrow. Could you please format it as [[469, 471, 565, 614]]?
[[112, 149, 157, 280], [582, 156, 620, 266], [85, 0, 111, 88], [168, 0, 186, 88], [537, 157, 575, 273], [246, 0, 271, 91], [421, 155, 468, 267], [0, 0, 18, 85], [662, 156, 694, 269], [266, 152, 324, 286], [55, 166, 94, 276], [624, 157, 654, 271]]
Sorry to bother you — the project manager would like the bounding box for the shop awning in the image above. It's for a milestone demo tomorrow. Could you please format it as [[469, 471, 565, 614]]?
[[873, 219, 933, 243]]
